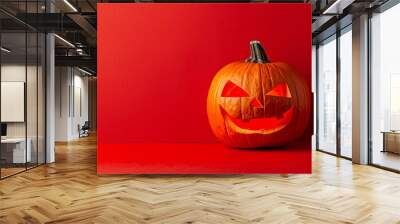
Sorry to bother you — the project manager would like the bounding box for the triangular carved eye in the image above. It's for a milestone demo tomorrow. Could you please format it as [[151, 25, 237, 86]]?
[[221, 81, 249, 97], [266, 83, 291, 98]]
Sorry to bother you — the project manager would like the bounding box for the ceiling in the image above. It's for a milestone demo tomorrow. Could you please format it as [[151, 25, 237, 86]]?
[[0, 0, 392, 74]]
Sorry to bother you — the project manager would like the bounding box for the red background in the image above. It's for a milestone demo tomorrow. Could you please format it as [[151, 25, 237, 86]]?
[[98, 3, 312, 174]]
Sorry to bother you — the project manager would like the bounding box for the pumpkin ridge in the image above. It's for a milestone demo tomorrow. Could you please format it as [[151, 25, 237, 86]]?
[[208, 62, 236, 146], [277, 63, 308, 139], [237, 62, 251, 147], [266, 63, 275, 117], [273, 63, 294, 131], [224, 63, 243, 146]]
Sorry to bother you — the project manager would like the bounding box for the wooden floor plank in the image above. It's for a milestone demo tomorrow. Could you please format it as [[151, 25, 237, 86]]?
[[1, 135, 400, 223]]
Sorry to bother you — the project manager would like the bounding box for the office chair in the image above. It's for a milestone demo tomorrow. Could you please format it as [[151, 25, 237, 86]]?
[[79, 121, 90, 138]]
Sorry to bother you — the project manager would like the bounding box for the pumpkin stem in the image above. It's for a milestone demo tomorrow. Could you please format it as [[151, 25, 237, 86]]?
[[246, 40, 270, 63]]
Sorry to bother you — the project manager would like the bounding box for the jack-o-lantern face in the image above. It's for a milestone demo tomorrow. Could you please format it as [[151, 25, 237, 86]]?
[[220, 80, 293, 135], [207, 40, 311, 148]]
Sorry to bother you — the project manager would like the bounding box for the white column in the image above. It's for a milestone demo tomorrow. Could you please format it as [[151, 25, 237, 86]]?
[[46, 32, 55, 163], [352, 14, 369, 164]]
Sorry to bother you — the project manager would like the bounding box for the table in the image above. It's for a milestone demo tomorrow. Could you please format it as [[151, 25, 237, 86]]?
[[382, 131, 400, 154], [1, 138, 32, 164]]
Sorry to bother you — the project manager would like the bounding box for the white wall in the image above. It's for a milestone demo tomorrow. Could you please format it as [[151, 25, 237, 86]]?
[[1, 65, 26, 140], [1, 63, 46, 164], [55, 67, 70, 141], [1, 65, 28, 141], [72, 73, 89, 138], [55, 67, 89, 141], [1, 65, 39, 138]]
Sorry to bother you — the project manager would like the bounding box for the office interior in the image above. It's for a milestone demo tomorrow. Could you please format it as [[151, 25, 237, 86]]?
[[0, 0, 400, 222], [0, 0, 398, 177], [313, 0, 400, 172], [0, 0, 97, 179]]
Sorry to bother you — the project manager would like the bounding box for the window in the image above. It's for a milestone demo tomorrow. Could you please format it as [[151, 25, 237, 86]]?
[[370, 3, 400, 171], [317, 35, 337, 154], [339, 28, 352, 158], [316, 26, 353, 158]]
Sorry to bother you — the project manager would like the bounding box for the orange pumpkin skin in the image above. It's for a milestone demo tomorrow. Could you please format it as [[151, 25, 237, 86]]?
[[207, 41, 311, 148]]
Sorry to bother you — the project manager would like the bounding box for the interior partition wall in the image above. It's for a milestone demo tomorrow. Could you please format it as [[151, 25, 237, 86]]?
[[316, 25, 353, 159], [0, 1, 47, 179]]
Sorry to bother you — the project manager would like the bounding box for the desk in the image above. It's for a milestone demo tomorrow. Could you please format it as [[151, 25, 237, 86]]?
[[382, 131, 400, 154], [1, 138, 31, 163]]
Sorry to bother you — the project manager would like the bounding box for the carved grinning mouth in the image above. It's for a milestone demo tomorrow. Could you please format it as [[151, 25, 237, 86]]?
[[220, 105, 294, 134], [220, 81, 294, 134]]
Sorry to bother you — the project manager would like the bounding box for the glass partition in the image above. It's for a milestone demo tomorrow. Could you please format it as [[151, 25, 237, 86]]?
[[0, 1, 46, 179], [1, 31, 28, 177]]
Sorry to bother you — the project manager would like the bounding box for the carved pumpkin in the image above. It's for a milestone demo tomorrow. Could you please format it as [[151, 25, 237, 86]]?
[[207, 40, 311, 148]]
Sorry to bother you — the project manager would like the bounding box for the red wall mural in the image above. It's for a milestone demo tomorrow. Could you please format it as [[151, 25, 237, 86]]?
[[98, 3, 312, 174]]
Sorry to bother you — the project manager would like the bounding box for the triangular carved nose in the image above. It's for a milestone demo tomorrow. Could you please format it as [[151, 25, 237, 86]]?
[[250, 98, 263, 108]]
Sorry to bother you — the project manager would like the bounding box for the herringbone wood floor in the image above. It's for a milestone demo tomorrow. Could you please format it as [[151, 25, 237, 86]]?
[[1, 135, 400, 224]]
